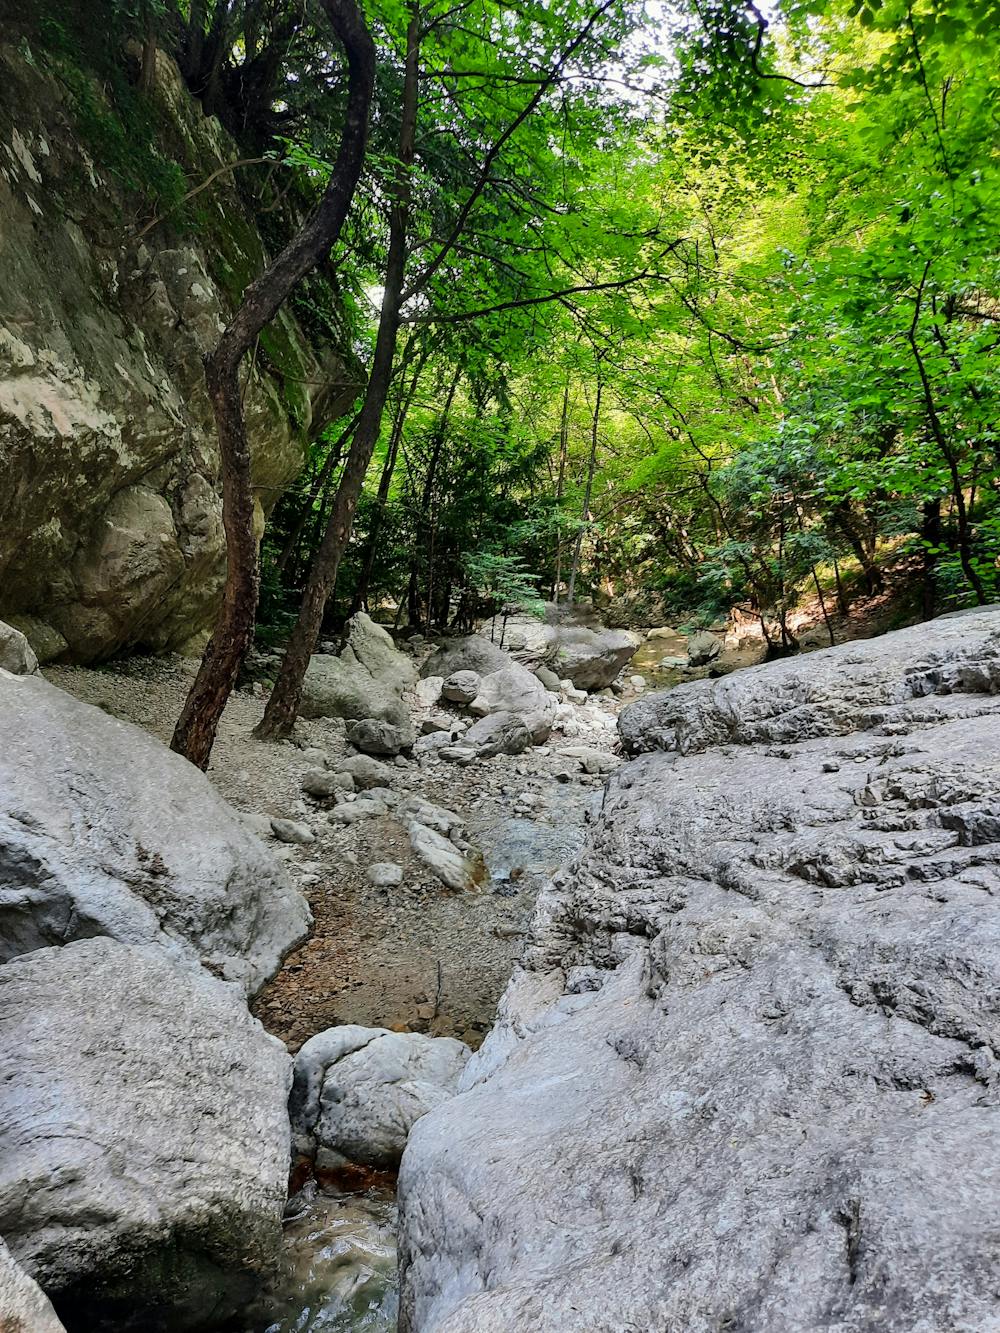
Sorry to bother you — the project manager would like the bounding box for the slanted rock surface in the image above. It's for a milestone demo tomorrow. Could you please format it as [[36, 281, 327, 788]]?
[[0, 619, 38, 675], [0, 1238, 66, 1333], [547, 625, 640, 690], [421, 635, 511, 680], [0, 670, 309, 991], [290, 1024, 470, 1171], [301, 614, 417, 725], [0, 44, 358, 660], [0, 938, 292, 1331], [398, 608, 1000, 1333]]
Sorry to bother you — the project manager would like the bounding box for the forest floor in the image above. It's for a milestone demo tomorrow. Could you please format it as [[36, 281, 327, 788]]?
[[48, 655, 617, 1051]]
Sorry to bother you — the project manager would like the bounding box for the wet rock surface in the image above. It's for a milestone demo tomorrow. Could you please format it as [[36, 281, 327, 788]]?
[[398, 608, 1000, 1332]]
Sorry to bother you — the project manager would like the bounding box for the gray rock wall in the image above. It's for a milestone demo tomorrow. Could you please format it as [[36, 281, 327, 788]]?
[[398, 608, 1000, 1332], [0, 41, 359, 662]]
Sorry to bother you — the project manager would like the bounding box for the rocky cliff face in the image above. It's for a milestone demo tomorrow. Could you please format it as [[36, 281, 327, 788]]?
[[0, 39, 359, 662], [398, 608, 1000, 1331]]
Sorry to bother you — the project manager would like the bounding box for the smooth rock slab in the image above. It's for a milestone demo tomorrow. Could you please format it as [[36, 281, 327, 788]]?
[[0, 671, 309, 992], [398, 611, 1000, 1333], [0, 939, 292, 1331], [291, 1025, 470, 1170]]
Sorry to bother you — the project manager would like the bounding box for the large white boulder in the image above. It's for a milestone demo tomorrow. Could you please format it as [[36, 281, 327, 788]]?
[[290, 1025, 470, 1170], [0, 939, 292, 1330], [0, 619, 38, 675], [398, 608, 1000, 1332], [301, 613, 417, 725], [468, 664, 557, 744], [547, 625, 640, 690], [420, 635, 511, 680], [0, 671, 309, 992]]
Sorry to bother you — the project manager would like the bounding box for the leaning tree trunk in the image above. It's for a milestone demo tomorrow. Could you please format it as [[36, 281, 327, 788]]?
[[567, 376, 602, 605], [256, 1, 421, 740], [170, 0, 376, 770]]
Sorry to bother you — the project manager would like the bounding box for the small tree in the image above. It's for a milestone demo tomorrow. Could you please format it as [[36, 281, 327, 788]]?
[[461, 549, 545, 647]]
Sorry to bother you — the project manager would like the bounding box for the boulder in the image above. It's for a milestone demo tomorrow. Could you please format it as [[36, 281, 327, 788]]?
[[301, 768, 354, 798], [270, 817, 316, 845], [645, 626, 677, 640], [368, 862, 404, 888], [468, 664, 557, 744], [300, 614, 417, 725], [420, 635, 511, 680], [0, 671, 309, 992], [0, 621, 38, 675], [346, 717, 415, 756], [463, 712, 533, 757], [398, 608, 1000, 1332], [441, 670, 482, 704], [533, 664, 561, 691], [339, 754, 397, 789], [0, 939, 292, 1330], [556, 744, 619, 774], [548, 626, 640, 690], [397, 795, 463, 837], [290, 1025, 470, 1170], [4, 615, 68, 665], [330, 797, 388, 824], [0, 1239, 66, 1333], [408, 822, 482, 891], [415, 676, 444, 708], [686, 628, 722, 666]]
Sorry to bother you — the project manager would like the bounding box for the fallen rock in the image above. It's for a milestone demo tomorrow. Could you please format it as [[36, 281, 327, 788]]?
[[301, 614, 417, 726], [469, 664, 557, 744], [339, 753, 397, 789], [346, 717, 415, 757], [0, 672, 309, 992], [290, 1025, 470, 1170], [408, 822, 482, 891], [421, 712, 456, 735], [0, 1238, 66, 1333], [421, 635, 511, 680], [547, 625, 640, 690], [415, 676, 444, 708], [686, 628, 722, 666], [557, 744, 619, 774], [329, 797, 387, 824], [270, 817, 316, 845], [0, 620, 39, 675], [439, 744, 477, 765], [398, 608, 1000, 1332], [0, 939, 291, 1330], [441, 670, 481, 704], [645, 626, 676, 640], [368, 862, 404, 888], [398, 795, 464, 836], [533, 664, 561, 691], [301, 768, 354, 798], [464, 712, 532, 757]]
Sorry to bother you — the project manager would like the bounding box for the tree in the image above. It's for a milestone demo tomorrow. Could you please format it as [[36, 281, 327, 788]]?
[[170, 0, 376, 768]]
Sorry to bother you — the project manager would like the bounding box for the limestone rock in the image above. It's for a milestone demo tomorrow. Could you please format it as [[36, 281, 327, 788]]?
[[0, 1238, 66, 1333], [556, 744, 619, 774], [290, 1025, 470, 1170], [270, 817, 316, 845], [0, 620, 38, 675], [0, 939, 292, 1330], [368, 862, 404, 888], [464, 712, 533, 757], [415, 675, 444, 708], [441, 670, 481, 704], [621, 607, 1000, 755], [469, 664, 557, 744], [421, 635, 511, 680], [408, 822, 482, 891], [346, 716, 415, 756], [398, 608, 1000, 1332], [686, 628, 722, 667], [0, 47, 357, 661], [339, 753, 397, 790], [301, 615, 417, 726], [548, 626, 640, 690], [301, 768, 354, 798], [0, 671, 309, 992]]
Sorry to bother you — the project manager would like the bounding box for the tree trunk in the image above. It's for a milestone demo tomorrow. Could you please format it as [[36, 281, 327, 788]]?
[[257, 2, 420, 740], [921, 498, 942, 620], [567, 376, 601, 604], [274, 410, 361, 581], [552, 374, 570, 602], [416, 365, 462, 633], [170, 0, 376, 769], [832, 502, 883, 595], [350, 344, 430, 614]]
